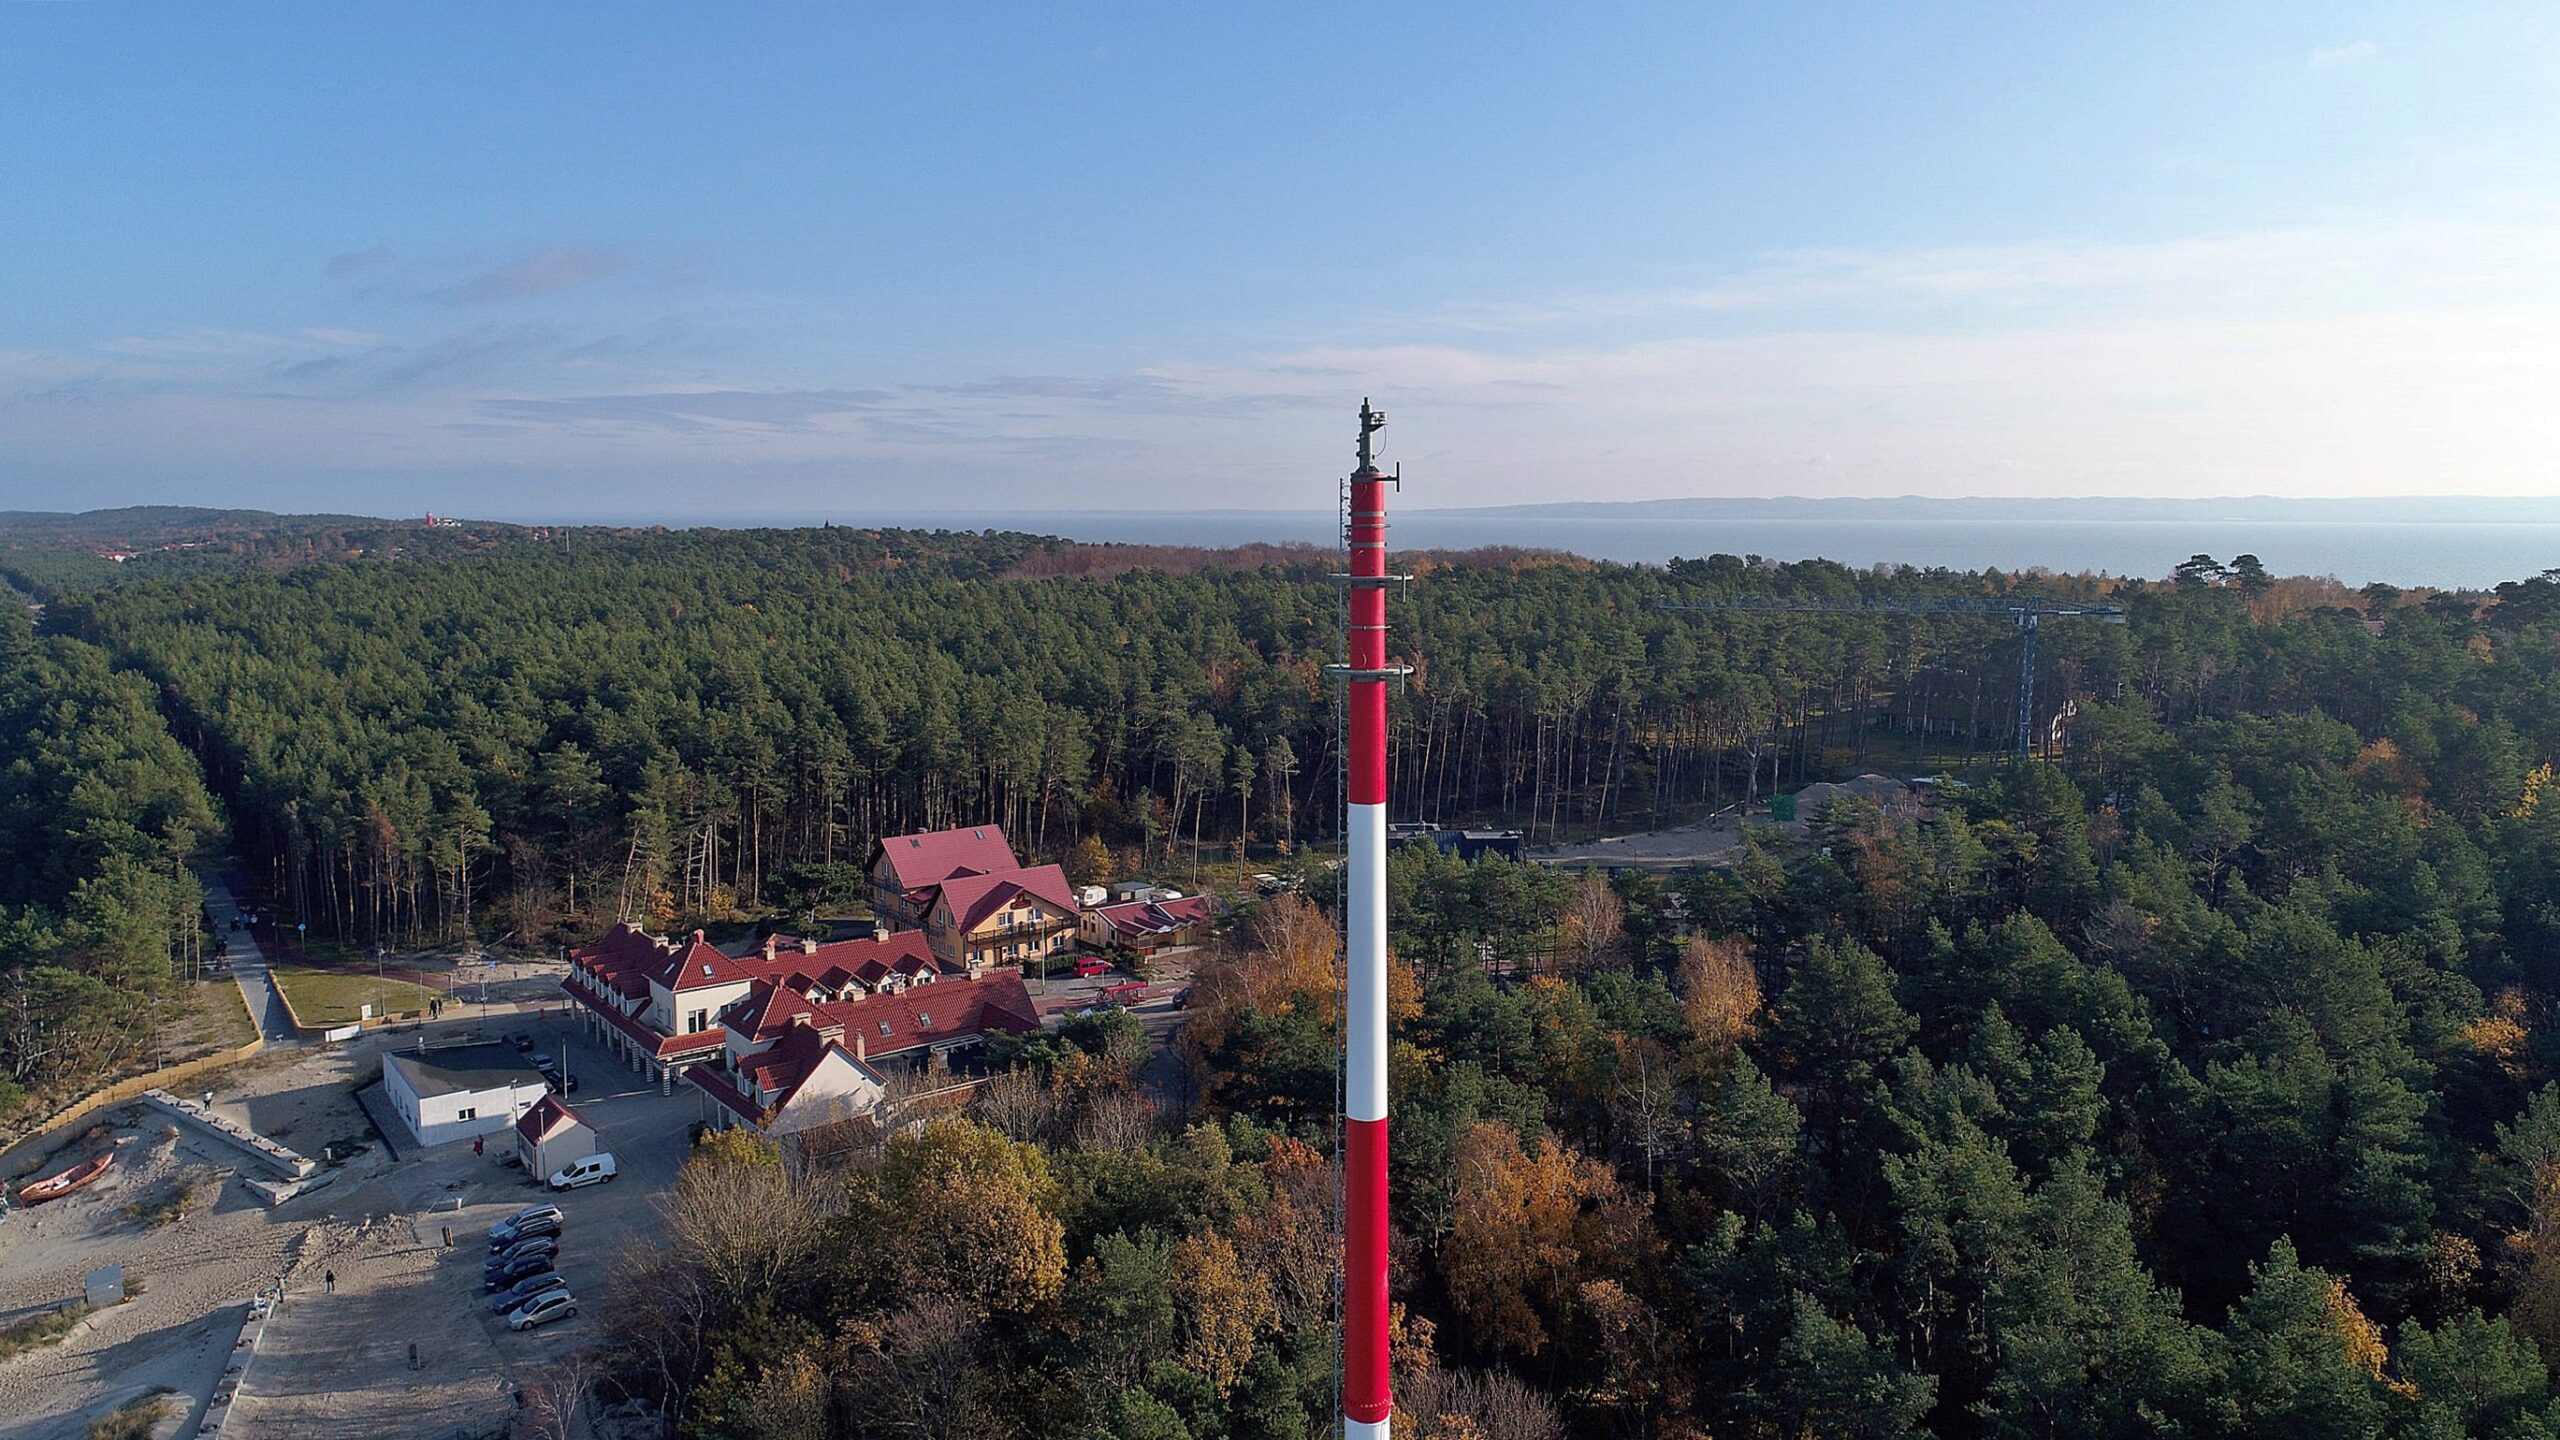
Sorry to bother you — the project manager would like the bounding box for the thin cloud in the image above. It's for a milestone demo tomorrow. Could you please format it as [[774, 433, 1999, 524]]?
[[434, 246, 630, 305], [323, 242, 396, 278], [477, 388, 894, 433], [2309, 40, 2379, 69]]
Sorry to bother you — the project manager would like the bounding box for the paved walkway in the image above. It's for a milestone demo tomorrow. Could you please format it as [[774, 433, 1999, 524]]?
[[203, 869, 296, 1043]]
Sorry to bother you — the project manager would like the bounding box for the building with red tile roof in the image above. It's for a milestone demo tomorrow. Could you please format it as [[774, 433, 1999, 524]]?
[[691, 968, 1040, 1136], [867, 824, 1025, 928], [923, 862, 1080, 971], [861, 825, 1083, 970], [1080, 893, 1221, 953], [563, 923, 966, 1092]]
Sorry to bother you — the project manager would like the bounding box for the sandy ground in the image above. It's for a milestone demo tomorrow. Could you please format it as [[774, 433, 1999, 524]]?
[[1529, 776, 1923, 874], [1531, 806, 1753, 873], [0, 1002, 683, 1440]]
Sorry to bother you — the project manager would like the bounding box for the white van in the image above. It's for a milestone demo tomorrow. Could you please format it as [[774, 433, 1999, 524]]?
[[547, 1152, 617, 1190]]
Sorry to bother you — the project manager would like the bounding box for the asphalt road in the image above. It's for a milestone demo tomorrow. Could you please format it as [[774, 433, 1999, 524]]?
[[203, 868, 295, 1044]]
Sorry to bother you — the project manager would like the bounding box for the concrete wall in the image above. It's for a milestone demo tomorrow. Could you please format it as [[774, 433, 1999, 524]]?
[[0, 1037, 267, 1180]]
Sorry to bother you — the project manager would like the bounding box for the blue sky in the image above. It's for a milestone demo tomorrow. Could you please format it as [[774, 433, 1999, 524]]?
[[3, 4, 2556, 517]]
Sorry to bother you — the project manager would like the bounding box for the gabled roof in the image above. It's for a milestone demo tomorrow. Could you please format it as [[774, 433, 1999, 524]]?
[[570, 921, 679, 1000], [1092, 893, 1218, 938], [735, 1020, 840, 1093], [930, 863, 1081, 932], [867, 825, 1021, 892], [695, 972, 1037, 1128], [813, 969, 1042, 1055], [558, 979, 729, 1058], [514, 1093, 587, 1145], [722, 982, 827, 1041], [665, 931, 759, 992]]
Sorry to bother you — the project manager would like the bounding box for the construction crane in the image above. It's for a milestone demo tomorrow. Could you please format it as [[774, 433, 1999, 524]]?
[[1654, 594, 2128, 757]]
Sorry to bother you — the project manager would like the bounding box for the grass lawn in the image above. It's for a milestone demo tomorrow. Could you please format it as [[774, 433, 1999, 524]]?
[[270, 964, 443, 1027]]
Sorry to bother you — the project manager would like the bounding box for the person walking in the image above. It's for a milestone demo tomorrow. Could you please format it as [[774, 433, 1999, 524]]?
[[323, 1269, 335, 1294]]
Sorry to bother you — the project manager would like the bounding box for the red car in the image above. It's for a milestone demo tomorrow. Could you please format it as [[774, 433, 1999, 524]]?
[[1073, 958, 1112, 979]]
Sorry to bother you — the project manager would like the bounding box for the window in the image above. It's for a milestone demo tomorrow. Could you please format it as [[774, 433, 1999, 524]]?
[[878, 1021, 893, 1037], [457, 1107, 476, 1121], [687, 1009, 708, 1033], [917, 1011, 932, 1026]]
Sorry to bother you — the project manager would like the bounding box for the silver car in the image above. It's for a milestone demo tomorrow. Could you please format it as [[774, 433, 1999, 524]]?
[[507, 1290, 578, 1330]]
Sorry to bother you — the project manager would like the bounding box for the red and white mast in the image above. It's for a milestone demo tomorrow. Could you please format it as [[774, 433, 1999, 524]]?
[[1333, 398, 1407, 1440]]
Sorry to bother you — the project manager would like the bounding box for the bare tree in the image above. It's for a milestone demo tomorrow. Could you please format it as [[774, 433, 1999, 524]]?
[[1073, 1087, 1159, 1153], [837, 1296, 991, 1440], [1398, 1368, 1566, 1440], [659, 1137, 836, 1310], [513, 1351, 599, 1440], [596, 1244, 717, 1434], [1609, 1034, 1685, 1190], [971, 1066, 1058, 1145], [1554, 870, 1626, 974]]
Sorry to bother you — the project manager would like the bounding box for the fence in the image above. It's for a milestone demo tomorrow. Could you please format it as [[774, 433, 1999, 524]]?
[[0, 1037, 268, 1179]]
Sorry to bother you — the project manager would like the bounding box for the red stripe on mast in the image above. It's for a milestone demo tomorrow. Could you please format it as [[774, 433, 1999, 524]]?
[[1340, 399, 1397, 1439], [1345, 1115, 1391, 1422]]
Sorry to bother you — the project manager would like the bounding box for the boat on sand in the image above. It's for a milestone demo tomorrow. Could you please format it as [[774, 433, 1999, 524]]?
[[16, 1153, 112, 1205]]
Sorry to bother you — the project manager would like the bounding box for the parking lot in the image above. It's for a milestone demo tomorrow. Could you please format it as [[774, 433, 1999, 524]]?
[[213, 1016, 705, 1436]]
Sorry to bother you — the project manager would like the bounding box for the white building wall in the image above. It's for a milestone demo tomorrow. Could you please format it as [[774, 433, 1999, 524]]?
[[648, 978, 752, 1034], [768, 1049, 885, 1136], [385, 1061, 551, 1148]]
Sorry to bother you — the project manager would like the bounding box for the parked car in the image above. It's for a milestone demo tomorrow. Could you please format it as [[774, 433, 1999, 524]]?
[[490, 1216, 559, 1250], [484, 1256, 555, 1292], [485, 1237, 557, 1274], [546, 1073, 580, 1094], [1074, 957, 1112, 978], [508, 1032, 534, 1051], [548, 1152, 617, 1190], [489, 1204, 563, 1246], [507, 1290, 578, 1331], [530, 1052, 553, 1070], [490, 1271, 570, 1314]]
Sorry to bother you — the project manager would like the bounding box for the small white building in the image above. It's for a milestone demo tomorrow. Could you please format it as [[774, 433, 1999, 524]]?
[[514, 1093, 598, 1179], [382, 1044, 551, 1148]]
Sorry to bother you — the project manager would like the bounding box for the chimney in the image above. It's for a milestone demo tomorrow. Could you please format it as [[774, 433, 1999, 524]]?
[[872, 920, 890, 942], [853, 1031, 866, 1064], [763, 935, 779, 961], [801, 936, 819, 954]]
